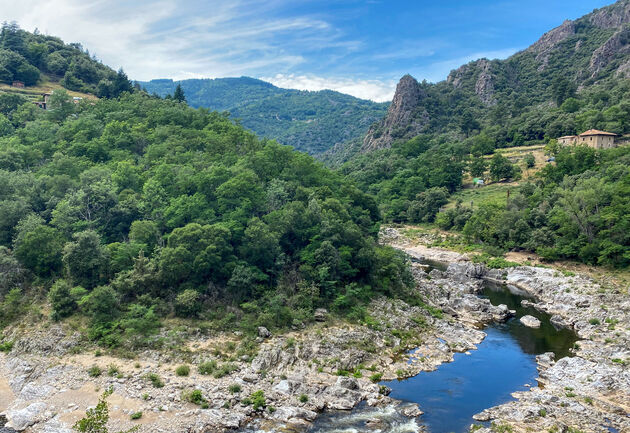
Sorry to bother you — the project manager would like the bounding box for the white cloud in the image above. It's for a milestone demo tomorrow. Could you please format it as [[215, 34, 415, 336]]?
[[0, 0, 346, 80], [262, 74, 397, 102]]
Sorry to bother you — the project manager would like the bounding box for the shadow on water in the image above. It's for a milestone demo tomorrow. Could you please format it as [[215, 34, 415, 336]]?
[[307, 278, 579, 433]]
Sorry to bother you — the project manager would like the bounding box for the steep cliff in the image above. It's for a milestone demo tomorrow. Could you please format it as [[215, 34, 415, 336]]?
[[362, 75, 428, 151], [358, 0, 630, 153]]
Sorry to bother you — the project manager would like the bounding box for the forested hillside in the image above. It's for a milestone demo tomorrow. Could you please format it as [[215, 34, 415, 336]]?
[[0, 88, 411, 347], [0, 22, 131, 97], [141, 77, 388, 156], [340, 0, 630, 267]]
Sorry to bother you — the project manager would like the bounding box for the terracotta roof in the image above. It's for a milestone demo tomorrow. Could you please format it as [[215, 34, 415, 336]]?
[[578, 129, 617, 137]]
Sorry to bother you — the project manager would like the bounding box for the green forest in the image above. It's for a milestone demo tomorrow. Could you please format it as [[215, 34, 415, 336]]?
[[0, 21, 132, 97], [141, 77, 388, 156], [0, 87, 414, 347]]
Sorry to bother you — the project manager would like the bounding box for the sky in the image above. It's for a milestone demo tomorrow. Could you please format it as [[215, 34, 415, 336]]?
[[0, 0, 615, 101]]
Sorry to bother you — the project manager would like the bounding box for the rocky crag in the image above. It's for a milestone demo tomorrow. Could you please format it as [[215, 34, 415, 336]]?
[[361, 0, 630, 152]]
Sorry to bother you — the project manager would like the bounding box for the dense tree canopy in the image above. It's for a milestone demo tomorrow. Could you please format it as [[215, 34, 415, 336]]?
[[0, 91, 412, 343]]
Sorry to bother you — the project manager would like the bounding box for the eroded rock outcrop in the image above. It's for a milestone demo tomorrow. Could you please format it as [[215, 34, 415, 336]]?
[[362, 75, 428, 151]]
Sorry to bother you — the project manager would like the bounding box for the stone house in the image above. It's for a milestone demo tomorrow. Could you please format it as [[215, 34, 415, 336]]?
[[557, 129, 617, 149]]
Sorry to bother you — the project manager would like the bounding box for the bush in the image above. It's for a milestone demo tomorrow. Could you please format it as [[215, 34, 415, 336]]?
[[130, 411, 142, 420], [213, 363, 237, 378], [198, 360, 217, 375], [0, 340, 13, 352], [175, 289, 202, 317], [250, 390, 266, 410], [182, 389, 205, 405], [145, 373, 164, 388], [87, 366, 102, 377], [107, 364, 120, 377], [299, 394, 308, 403], [228, 384, 241, 393], [369, 373, 383, 383], [175, 365, 190, 376]]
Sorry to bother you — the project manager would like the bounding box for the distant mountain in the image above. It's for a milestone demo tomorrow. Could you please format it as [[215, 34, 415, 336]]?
[[361, 0, 630, 153], [140, 77, 388, 156]]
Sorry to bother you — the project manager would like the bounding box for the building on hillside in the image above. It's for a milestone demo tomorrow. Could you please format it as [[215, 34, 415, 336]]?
[[557, 135, 577, 145], [32, 93, 52, 110], [557, 129, 617, 149], [577, 129, 617, 149], [11, 81, 24, 88]]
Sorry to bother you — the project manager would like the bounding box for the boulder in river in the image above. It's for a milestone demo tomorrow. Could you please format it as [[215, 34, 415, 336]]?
[[520, 315, 541, 328], [400, 403, 424, 417]]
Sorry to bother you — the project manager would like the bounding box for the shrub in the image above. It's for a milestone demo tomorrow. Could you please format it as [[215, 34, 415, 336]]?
[[228, 384, 241, 393], [175, 289, 201, 317], [588, 318, 600, 325], [130, 411, 142, 420], [299, 394, 308, 403], [175, 365, 190, 376], [0, 340, 13, 353], [198, 360, 217, 375], [145, 373, 164, 388], [107, 364, 120, 377], [369, 372, 383, 383], [213, 363, 237, 378], [250, 390, 266, 410], [87, 366, 102, 377], [182, 389, 205, 405]]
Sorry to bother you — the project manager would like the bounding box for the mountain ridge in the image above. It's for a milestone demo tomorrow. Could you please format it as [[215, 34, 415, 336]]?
[[140, 77, 388, 156], [361, 0, 630, 153]]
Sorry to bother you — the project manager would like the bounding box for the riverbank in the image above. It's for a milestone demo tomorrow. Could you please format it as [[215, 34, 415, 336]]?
[[386, 226, 630, 433], [1, 227, 628, 433]]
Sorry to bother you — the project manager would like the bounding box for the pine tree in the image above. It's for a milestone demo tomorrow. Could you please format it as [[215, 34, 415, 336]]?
[[173, 84, 186, 103]]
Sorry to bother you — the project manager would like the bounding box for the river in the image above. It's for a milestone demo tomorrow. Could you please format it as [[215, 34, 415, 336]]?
[[305, 281, 578, 433]]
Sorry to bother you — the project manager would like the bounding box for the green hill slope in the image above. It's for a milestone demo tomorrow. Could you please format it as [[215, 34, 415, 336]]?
[[140, 77, 388, 156], [0, 22, 131, 97]]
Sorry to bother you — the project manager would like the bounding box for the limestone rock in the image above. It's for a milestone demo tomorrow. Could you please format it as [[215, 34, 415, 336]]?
[[520, 315, 541, 328], [257, 326, 271, 339], [400, 403, 423, 417], [6, 402, 48, 431]]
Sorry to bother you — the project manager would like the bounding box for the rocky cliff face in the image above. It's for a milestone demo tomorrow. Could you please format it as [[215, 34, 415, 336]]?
[[357, 0, 630, 154], [361, 74, 428, 151]]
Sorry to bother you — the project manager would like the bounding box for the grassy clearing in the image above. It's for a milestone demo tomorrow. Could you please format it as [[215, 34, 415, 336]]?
[[444, 183, 516, 210], [0, 75, 95, 101]]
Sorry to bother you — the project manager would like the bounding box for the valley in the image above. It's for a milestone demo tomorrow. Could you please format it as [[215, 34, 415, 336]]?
[[1, 1, 630, 433]]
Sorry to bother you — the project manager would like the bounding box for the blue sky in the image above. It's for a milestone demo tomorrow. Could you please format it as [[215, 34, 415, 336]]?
[[1, 0, 614, 101]]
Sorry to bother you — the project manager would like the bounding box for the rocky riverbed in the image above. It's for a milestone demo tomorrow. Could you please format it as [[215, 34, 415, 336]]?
[[386, 226, 630, 433], [1, 227, 628, 433]]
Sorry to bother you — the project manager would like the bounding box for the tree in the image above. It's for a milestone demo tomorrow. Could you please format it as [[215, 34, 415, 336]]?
[[14, 220, 65, 277], [62, 230, 108, 289], [73, 387, 138, 433], [524, 153, 536, 168], [469, 157, 487, 177], [173, 84, 186, 103], [112, 68, 133, 97], [489, 153, 515, 181], [49, 279, 76, 320], [552, 77, 576, 107], [47, 90, 75, 121]]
